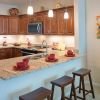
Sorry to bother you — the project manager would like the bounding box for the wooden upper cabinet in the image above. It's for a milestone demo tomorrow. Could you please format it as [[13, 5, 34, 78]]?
[[32, 12, 44, 22], [43, 6, 74, 35], [66, 6, 74, 35], [0, 16, 8, 35], [57, 6, 74, 35], [19, 15, 29, 34], [8, 16, 19, 35], [43, 11, 58, 35], [0, 6, 74, 35], [57, 9, 66, 34]]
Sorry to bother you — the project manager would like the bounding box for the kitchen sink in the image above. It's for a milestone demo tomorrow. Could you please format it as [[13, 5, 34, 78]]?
[[33, 45, 49, 49], [21, 48, 45, 56], [30, 54, 43, 60]]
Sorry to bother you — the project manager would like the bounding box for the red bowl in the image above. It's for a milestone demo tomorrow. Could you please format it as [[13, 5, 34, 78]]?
[[23, 58, 29, 65], [16, 62, 29, 71], [48, 54, 55, 60]]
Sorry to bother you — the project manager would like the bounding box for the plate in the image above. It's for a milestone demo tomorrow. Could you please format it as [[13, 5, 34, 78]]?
[[65, 54, 75, 57], [45, 58, 58, 62], [13, 65, 29, 71]]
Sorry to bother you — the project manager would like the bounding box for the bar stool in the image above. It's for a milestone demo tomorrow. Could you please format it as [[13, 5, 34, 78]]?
[[51, 76, 77, 100], [72, 68, 95, 100], [19, 87, 52, 100]]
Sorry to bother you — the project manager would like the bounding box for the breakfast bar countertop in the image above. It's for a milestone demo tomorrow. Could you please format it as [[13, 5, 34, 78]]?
[[0, 49, 79, 80]]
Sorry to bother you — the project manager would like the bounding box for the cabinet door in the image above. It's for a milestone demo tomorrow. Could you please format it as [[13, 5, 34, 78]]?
[[0, 17, 4, 34], [57, 10, 66, 35], [0, 49, 6, 59], [13, 48, 22, 57], [6, 48, 12, 58], [44, 11, 58, 35], [67, 7, 74, 35], [57, 7, 74, 35], [0, 48, 13, 59], [0, 16, 8, 35], [8, 16, 19, 34], [3, 16, 8, 34], [19, 15, 29, 34], [30, 12, 44, 23]]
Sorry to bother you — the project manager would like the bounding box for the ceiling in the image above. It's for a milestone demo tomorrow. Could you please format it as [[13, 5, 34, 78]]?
[[0, 0, 31, 5], [0, 0, 74, 7]]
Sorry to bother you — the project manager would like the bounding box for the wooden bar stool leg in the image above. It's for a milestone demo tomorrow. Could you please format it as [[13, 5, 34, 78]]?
[[51, 84, 55, 100], [88, 73, 95, 98], [61, 87, 65, 100], [81, 76, 86, 100], [70, 74, 75, 99], [79, 78, 82, 93], [47, 95, 51, 100], [70, 85, 73, 99], [72, 81, 77, 100]]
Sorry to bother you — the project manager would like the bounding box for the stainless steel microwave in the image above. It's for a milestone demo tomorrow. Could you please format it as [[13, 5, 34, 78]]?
[[28, 22, 43, 34]]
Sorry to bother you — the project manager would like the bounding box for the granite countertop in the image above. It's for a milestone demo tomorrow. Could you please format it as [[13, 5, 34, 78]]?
[[0, 44, 50, 53], [0, 44, 79, 80]]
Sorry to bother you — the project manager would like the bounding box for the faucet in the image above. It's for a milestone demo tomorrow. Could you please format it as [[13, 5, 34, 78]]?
[[42, 40, 48, 56]]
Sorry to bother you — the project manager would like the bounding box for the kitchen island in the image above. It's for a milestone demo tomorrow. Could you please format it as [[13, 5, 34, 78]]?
[[0, 49, 82, 100]]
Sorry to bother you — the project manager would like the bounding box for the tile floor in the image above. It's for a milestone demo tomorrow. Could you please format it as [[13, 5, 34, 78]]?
[[76, 84, 100, 100]]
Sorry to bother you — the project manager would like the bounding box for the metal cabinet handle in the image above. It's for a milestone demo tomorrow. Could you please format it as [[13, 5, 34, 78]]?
[[37, 24, 39, 32]]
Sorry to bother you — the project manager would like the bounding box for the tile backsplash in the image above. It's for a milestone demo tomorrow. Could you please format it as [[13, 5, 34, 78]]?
[[0, 35, 75, 47]]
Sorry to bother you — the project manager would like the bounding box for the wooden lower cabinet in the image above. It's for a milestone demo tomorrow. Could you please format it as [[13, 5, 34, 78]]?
[[0, 48, 7, 59], [0, 48, 22, 60], [12, 48, 22, 57], [0, 48, 12, 59]]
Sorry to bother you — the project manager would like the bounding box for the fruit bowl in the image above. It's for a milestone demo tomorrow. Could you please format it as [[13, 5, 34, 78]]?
[[45, 53, 58, 62], [65, 50, 75, 57]]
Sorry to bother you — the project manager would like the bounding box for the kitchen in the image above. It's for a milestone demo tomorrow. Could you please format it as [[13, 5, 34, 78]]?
[[0, 0, 100, 100]]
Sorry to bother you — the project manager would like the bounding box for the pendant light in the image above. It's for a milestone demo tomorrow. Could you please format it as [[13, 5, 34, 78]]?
[[27, 0, 33, 15], [48, 9, 53, 17], [64, 11, 69, 19]]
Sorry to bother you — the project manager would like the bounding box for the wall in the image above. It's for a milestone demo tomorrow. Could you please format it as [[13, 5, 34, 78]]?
[[19, 0, 74, 14], [0, 35, 75, 47], [0, 3, 17, 15], [86, 0, 100, 85]]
